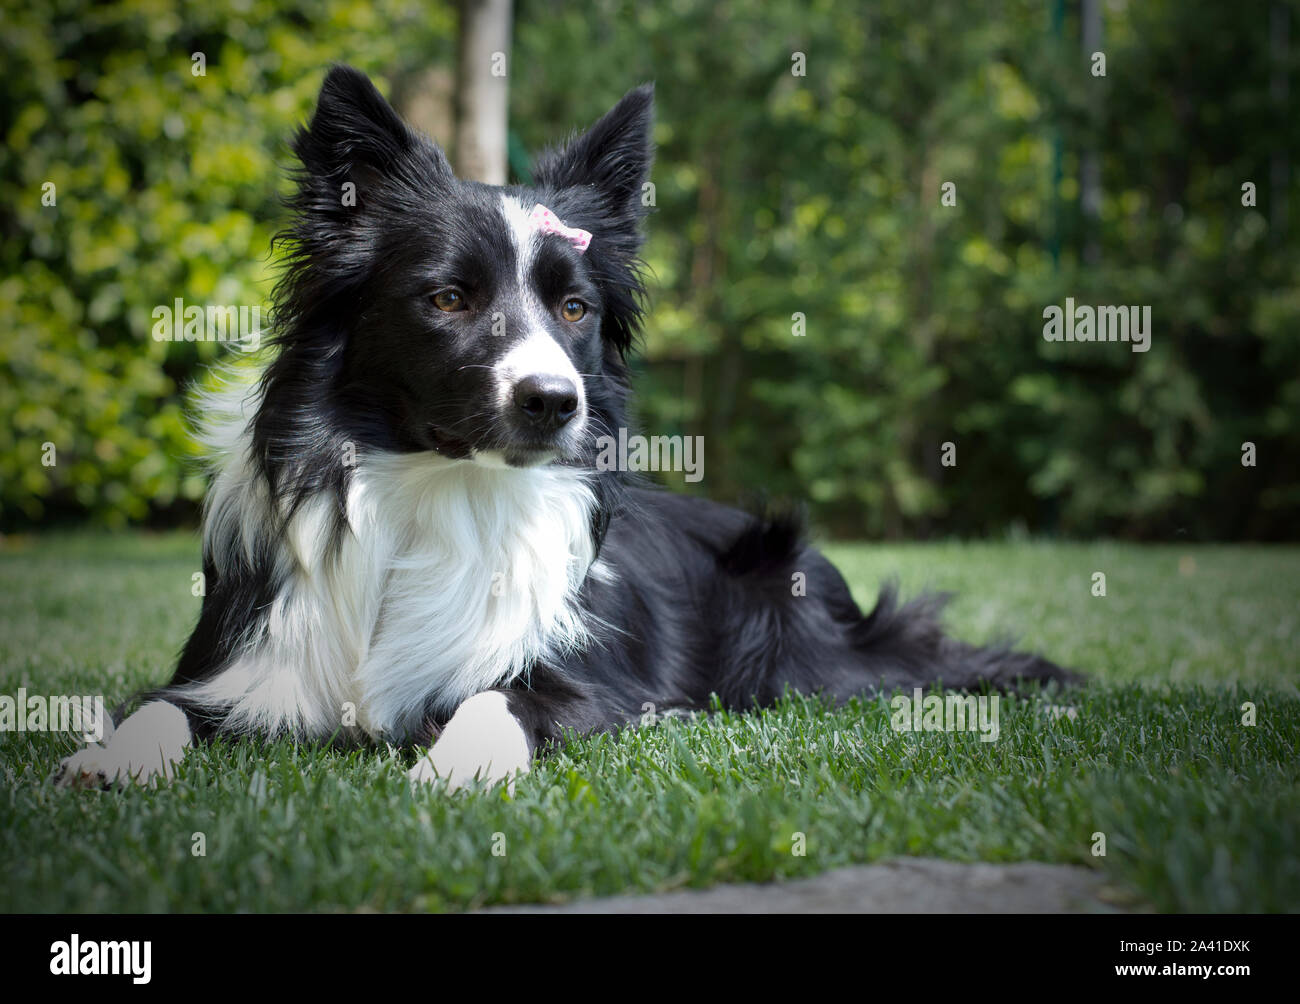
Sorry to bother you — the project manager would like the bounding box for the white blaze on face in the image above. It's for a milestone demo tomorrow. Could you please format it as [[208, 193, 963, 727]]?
[[492, 194, 587, 428], [495, 331, 586, 412], [500, 193, 540, 288]]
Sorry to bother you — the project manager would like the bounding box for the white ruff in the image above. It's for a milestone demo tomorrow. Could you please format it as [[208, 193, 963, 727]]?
[[182, 374, 597, 742]]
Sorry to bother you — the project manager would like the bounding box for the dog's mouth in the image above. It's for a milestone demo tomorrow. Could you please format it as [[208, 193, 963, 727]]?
[[424, 422, 586, 468], [424, 424, 475, 460]]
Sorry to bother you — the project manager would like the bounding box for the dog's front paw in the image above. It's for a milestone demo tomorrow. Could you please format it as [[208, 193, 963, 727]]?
[[53, 745, 106, 789], [407, 692, 531, 794], [53, 745, 157, 790], [52, 700, 191, 790]]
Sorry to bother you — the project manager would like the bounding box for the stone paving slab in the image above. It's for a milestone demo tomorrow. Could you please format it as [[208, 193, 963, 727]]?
[[486, 858, 1128, 913]]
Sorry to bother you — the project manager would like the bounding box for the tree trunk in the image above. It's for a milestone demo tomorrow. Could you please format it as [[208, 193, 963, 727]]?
[[1271, 3, 1289, 239], [454, 0, 512, 184], [1081, 0, 1103, 265]]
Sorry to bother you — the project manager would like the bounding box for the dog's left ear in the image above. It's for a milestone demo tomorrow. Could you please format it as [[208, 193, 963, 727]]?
[[533, 84, 655, 226]]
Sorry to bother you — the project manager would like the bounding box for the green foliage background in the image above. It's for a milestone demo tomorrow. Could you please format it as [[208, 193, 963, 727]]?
[[2, 0, 1297, 537]]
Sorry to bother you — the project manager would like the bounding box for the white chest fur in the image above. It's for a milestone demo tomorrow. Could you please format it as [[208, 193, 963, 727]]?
[[188, 436, 597, 742]]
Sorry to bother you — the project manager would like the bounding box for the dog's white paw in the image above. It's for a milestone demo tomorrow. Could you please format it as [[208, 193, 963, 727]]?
[[54, 744, 165, 789], [51, 700, 191, 790], [53, 744, 109, 789], [408, 692, 531, 794]]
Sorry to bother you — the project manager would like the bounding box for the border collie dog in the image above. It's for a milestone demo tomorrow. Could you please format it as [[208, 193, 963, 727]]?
[[56, 66, 1075, 792]]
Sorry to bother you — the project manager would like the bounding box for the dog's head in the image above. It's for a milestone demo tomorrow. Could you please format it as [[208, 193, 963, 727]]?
[[265, 65, 653, 474]]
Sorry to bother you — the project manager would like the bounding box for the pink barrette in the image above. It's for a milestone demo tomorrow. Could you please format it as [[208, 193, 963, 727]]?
[[529, 204, 592, 253]]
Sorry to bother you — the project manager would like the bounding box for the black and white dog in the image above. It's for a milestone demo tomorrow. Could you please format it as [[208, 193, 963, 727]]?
[[56, 66, 1075, 792]]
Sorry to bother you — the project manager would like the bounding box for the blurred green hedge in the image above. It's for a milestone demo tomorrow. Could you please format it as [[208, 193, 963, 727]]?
[[0, 0, 453, 526], [2, 0, 1297, 538]]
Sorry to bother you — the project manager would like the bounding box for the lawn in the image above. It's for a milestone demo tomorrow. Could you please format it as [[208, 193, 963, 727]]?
[[1, 531, 1296, 912]]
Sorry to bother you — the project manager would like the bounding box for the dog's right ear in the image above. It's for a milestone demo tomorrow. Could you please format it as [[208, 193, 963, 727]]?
[[292, 65, 452, 197], [280, 66, 453, 291]]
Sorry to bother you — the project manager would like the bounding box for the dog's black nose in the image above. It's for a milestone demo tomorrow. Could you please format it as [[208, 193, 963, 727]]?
[[513, 375, 579, 429]]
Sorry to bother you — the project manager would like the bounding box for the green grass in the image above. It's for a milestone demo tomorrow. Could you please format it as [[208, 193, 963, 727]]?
[[1, 531, 1297, 912]]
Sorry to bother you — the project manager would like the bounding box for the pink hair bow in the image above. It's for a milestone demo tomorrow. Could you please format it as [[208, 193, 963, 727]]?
[[529, 204, 592, 254]]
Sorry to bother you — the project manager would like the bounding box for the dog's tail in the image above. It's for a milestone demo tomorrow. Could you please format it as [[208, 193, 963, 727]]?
[[846, 583, 1082, 693], [716, 503, 1082, 702]]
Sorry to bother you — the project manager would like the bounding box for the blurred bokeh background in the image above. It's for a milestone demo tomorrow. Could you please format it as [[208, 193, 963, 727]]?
[[1, 0, 1296, 539]]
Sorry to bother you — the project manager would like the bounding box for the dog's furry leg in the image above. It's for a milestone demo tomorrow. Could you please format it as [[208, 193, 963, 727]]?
[[53, 700, 192, 789]]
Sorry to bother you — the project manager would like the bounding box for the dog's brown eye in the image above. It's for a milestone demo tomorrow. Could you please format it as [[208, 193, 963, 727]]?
[[561, 298, 586, 322], [432, 289, 465, 312]]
